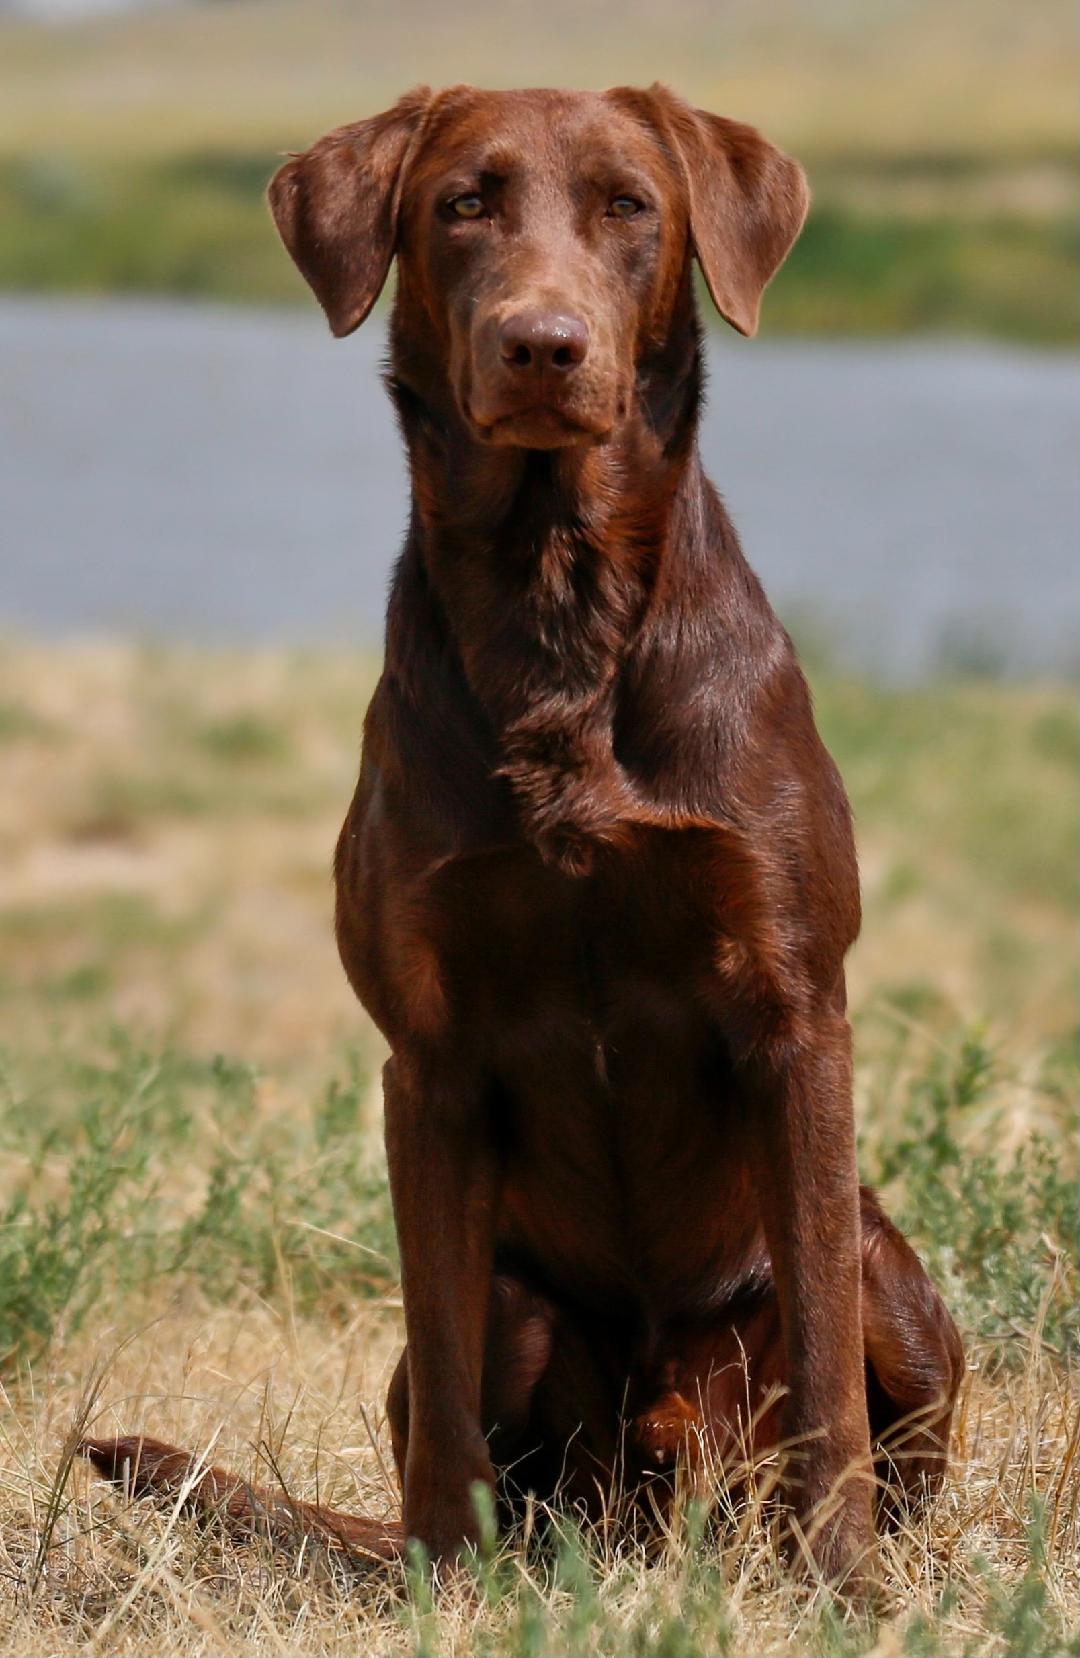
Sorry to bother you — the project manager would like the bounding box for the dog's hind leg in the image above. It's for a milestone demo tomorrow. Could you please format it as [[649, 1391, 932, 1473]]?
[[629, 1189, 962, 1525], [858, 1188, 965, 1518], [386, 1269, 557, 1486]]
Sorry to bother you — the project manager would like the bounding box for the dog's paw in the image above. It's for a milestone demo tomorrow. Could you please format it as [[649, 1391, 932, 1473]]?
[[630, 1392, 704, 1472]]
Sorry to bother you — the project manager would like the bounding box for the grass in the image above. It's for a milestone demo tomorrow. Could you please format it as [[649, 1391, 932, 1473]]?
[[0, 639, 1075, 1654], [1, 0, 1073, 162], [0, 0, 1076, 340], [1, 150, 1074, 342]]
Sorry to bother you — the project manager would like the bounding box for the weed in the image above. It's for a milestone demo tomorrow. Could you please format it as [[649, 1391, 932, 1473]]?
[[0, 154, 1075, 341], [0, 1041, 394, 1373], [196, 714, 290, 764], [0, 643, 1074, 1654], [865, 1029, 1078, 1356]]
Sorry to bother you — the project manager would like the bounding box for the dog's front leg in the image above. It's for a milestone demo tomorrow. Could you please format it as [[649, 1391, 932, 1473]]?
[[744, 1013, 875, 1585], [383, 1051, 499, 1568]]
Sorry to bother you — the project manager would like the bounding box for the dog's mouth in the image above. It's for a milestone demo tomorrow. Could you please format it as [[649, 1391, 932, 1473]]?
[[467, 401, 612, 451]]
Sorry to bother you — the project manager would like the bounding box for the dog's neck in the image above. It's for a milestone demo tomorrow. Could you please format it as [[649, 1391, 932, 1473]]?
[[386, 276, 706, 658], [382, 279, 721, 868]]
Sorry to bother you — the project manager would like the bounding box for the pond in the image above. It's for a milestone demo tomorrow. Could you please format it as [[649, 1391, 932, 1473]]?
[[2, 296, 1076, 679]]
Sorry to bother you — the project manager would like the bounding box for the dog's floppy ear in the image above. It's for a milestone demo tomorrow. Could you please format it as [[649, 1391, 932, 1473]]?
[[267, 87, 431, 338], [646, 84, 809, 338]]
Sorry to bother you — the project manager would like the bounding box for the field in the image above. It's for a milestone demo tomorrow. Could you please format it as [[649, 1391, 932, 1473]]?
[[0, 640, 1075, 1655], [1, 0, 1076, 340]]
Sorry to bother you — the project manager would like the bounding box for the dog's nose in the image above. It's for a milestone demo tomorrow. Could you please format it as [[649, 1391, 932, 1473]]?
[[499, 310, 589, 372]]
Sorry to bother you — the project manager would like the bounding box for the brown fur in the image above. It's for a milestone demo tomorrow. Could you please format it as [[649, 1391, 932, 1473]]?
[[81, 84, 963, 1589]]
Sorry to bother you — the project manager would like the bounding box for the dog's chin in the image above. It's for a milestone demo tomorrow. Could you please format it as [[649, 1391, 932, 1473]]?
[[469, 404, 612, 450]]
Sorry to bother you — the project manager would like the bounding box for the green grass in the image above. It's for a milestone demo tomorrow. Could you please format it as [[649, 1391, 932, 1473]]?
[[2, 0, 1074, 340], [1, 1018, 1072, 1388], [0, 642, 1074, 1654], [774, 200, 1077, 342], [1, 151, 1075, 341], [0, 1043, 398, 1375], [862, 1030, 1076, 1356]]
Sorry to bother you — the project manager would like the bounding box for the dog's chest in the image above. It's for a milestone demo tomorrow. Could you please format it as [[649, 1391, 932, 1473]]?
[[432, 827, 719, 1042], [426, 828, 766, 1305]]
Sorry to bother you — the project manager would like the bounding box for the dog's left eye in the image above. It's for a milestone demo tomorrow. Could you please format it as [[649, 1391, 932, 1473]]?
[[449, 194, 486, 220], [608, 196, 644, 219]]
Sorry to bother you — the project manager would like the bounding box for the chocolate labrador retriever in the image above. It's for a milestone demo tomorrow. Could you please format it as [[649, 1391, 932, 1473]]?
[[82, 83, 963, 1588]]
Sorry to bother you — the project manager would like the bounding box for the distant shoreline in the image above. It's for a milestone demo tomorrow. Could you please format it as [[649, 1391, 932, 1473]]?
[[1, 149, 1075, 345], [2, 295, 1076, 682]]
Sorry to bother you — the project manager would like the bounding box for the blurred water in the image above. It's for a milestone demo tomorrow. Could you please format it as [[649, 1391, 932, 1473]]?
[[1, 296, 1076, 679]]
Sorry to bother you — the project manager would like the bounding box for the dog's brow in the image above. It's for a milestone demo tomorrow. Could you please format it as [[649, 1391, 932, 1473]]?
[[476, 148, 521, 178], [426, 146, 523, 192], [578, 158, 658, 193]]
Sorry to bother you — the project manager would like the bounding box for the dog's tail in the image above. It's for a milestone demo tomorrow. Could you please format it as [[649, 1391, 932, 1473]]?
[[79, 1434, 404, 1565]]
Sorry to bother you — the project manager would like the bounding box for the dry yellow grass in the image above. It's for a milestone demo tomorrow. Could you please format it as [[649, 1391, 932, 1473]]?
[[0, 639, 1075, 1654], [0, 1299, 1075, 1654], [1, 0, 1074, 162]]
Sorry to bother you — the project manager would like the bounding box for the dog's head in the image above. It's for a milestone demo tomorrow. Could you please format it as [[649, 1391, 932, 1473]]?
[[269, 85, 808, 451]]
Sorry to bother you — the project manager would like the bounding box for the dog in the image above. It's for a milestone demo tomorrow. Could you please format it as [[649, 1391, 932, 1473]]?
[[82, 83, 963, 1589]]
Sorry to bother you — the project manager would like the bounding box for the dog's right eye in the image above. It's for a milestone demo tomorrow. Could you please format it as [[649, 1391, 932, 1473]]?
[[448, 194, 486, 220], [608, 196, 645, 220]]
